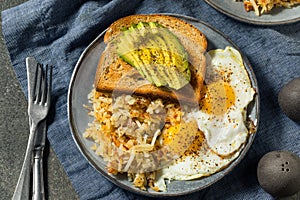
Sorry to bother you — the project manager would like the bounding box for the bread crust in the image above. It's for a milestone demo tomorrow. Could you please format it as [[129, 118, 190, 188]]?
[[94, 14, 207, 104], [103, 14, 207, 51]]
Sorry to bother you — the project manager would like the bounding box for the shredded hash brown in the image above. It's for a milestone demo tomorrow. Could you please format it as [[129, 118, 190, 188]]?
[[83, 89, 186, 191], [237, 0, 300, 15]]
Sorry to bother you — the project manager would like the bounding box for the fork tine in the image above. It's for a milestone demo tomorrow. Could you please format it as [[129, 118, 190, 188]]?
[[46, 65, 52, 105], [30, 63, 39, 102], [34, 64, 43, 104], [40, 64, 47, 104]]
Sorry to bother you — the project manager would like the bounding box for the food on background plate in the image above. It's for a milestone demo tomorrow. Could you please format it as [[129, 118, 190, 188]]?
[[84, 14, 256, 192], [236, 0, 300, 16]]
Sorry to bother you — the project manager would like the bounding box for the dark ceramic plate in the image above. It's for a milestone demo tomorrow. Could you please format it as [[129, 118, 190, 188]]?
[[67, 14, 259, 197], [205, 0, 300, 25]]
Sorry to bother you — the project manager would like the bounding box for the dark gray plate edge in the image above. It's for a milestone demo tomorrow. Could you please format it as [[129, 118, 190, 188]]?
[[67, 13, 260, 198], [204, 0, 300, 25]]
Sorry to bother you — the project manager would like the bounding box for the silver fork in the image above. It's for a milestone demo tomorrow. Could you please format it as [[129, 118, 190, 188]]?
[[12, 58, 52, 200]]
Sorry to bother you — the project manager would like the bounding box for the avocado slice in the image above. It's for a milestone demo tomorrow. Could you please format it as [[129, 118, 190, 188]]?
[[114, 22, 190, 90], [116, 32, 145, 75], [120, 26, 156, 84]]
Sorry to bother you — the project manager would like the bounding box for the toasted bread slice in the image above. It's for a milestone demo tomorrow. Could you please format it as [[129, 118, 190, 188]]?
[[94, 14, 207, 104]]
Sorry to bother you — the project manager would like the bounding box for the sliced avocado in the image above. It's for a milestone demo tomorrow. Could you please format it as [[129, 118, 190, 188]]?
[[115, 22, 190, 90], [136, 22, 147, 36], [116, 32, 142, 73], [122, 27, 156, 84], [149, 22, 159, 34], [116, 30, 134, 55], [152, 35, 177, 85], [146, 37, 170, 85], [139, 47, 166, 87], [158, 29, 190, 81]]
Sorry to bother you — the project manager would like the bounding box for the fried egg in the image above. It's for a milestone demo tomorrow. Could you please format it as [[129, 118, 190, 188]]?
[[195, 46, 255, 156], [161, 130, 241, 178], [154, 46, 255, 191]]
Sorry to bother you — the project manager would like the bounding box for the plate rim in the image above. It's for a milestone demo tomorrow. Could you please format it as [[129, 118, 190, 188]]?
[[204, 0, 300, 25], [67, 13, 260, 197]]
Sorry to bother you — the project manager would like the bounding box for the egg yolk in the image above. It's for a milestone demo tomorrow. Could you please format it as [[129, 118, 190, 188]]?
[[200, 80, 235, 115], [163, 120, 199, 155], [181, 130, 205, 158]]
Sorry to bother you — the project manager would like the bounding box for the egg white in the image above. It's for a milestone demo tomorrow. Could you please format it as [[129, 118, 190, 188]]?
[[154, 46, 255, 191], [161, 142, 241, 180], [194, 46, 255, 156]]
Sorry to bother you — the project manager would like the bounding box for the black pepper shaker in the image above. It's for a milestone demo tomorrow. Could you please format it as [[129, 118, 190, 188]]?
[[257, 151, 300, 198]]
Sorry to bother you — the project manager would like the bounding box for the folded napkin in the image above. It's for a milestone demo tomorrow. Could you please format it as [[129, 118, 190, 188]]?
[[2, 0, 300, 199]]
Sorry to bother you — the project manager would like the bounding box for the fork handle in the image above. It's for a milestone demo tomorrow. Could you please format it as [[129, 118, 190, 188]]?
[[32, 149, 45, 200], [12, 123, 37, 200]]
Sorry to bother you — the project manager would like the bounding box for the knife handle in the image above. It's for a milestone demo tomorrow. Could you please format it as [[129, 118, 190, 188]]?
[[32, 149, 45, 200], [12, 123, 37, 200]]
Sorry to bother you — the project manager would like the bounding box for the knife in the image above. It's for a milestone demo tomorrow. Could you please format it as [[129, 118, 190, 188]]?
[[12, 57, 40, 200], [32, 118, 47, 200]]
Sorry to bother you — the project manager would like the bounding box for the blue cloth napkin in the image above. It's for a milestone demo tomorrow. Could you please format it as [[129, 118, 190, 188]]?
[[2, 0, 300, 199]]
